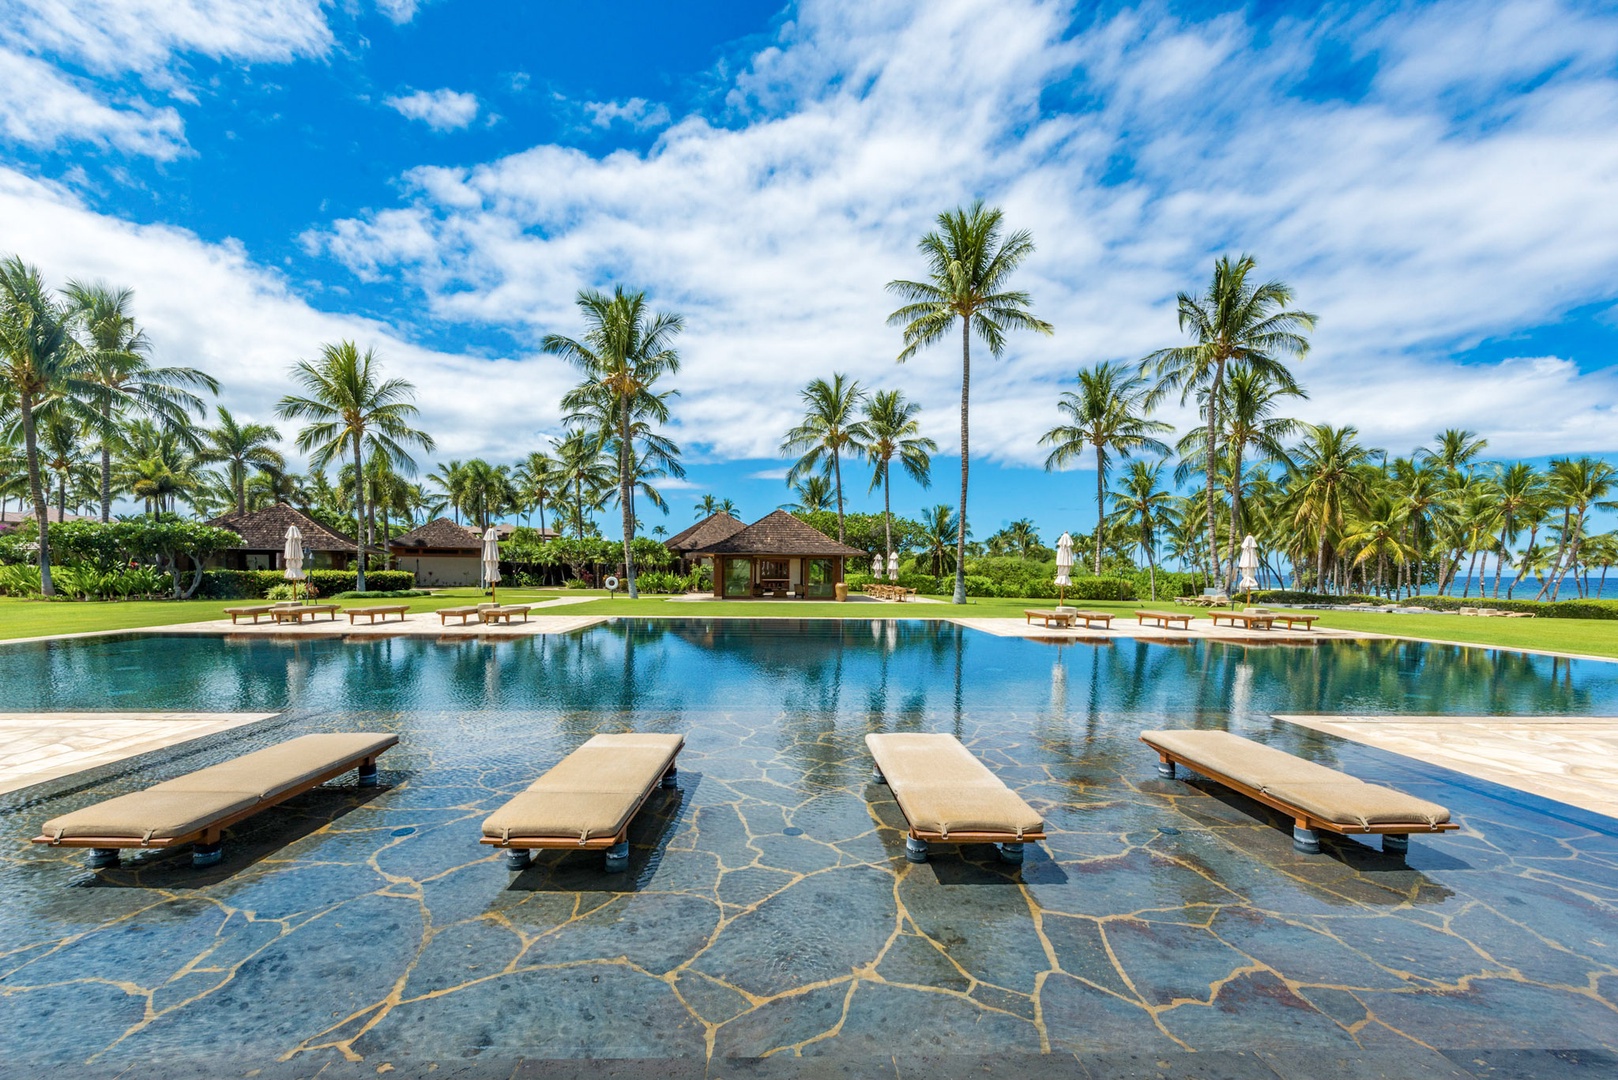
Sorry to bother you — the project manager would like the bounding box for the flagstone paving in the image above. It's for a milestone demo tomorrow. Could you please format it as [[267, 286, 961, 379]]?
[[0, 711, 277, 797]]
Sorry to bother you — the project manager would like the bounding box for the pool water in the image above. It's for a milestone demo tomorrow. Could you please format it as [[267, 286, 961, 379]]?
[[1, 620, 1615, 1076]]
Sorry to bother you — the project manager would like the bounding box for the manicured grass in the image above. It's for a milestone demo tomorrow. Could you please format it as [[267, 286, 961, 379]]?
[[1, 590, 1614, 660]]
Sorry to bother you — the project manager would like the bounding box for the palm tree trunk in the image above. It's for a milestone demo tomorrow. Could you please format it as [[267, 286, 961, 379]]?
[[953, 317, 970, 605], [20, 394, 54, 597], [1535, 510, 1572, 600], [235, 459, 247, 516], [621, 395, 639, 599], [99, 401, 113, 522], [1093, 446, 1105, 575], [575, 479, 584, 540], [1204, 357, 1225, 580], [353, 442, 367, 591], [1225, 451, 1243, 591], [883, 465, 893, 571], [833, 446, 845, 543]]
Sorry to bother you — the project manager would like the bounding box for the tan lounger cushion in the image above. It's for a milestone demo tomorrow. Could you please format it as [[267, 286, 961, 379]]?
[[1262, 780, 1450, 828], [158, 733, 399, 800], [482, 733, 683, 844], [1142, 729, 1450, 828], [225, 606, 273, 614], [439, 606, 479, 615], [42, 789, 260, 843], [866, 733, 1042, 839]]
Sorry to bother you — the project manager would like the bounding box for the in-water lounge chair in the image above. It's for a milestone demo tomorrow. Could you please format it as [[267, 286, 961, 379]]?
[[1141, 729, 1456, 854], [866, 732, 1044, 864], [34, 733, 399, 869], [482, 733, 683, 872]]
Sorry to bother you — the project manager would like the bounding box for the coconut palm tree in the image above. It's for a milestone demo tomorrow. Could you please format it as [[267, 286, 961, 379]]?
[[38, 413, 92, 521], [0, 258, 90, 595], [551, 428, 613, 539], [1341, 495, 1412, 598], [1285, 424, 1375, 592], [1419, 429, 1489, 477], [887, 201, 1053, 604], [780, 373, 870, 544], [196, 406, 284, 516], [115, 419, 201, 515], [1040, 361, 1172, 574], [1487, 463, 1544, 599], [1141, 255, 1314, 581], [1535, 456, 1618, 600], [64, 281, 216, 521], [515, 451, 560, 533], [863, 389, 935, 565], [694, 494, 721, 519], [918, 503, 963, 578], [545, 286, 683, 599], [276, 341, 434, 591], [428, 460, 468, 523], [787, 474, 835, 514], [1107, 460, 1174, 599]]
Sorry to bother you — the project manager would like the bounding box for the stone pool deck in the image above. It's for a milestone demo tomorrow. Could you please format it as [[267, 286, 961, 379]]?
[[0, 711, 277, 798]]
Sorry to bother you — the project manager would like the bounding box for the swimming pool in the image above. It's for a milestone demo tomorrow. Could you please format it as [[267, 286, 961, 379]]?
[[1, 621, 1615, 1077]]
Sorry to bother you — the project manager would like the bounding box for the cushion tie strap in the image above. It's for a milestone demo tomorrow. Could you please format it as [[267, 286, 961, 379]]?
[[141, 829, 155, 845]]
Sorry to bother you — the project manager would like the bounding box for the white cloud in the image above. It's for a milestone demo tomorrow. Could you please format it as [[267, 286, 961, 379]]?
[[0, 0, 334, 156], [582, 97, 672, 130], [384, 88, 481, 131], [373, 0, 422, 24], [0, 168, 575, 471], [309, 0, 1618, 466]]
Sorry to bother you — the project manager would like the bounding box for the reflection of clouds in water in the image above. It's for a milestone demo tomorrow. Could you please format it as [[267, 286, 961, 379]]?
[[1049, 653, 1067, 718], [1232, 661, 1253, 720]]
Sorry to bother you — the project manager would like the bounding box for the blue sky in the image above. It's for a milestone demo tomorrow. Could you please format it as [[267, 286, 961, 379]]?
[[2, 0, 1617, 547]]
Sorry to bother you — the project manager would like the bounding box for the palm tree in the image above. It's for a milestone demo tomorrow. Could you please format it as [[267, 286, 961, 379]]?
[[694, 494, 721, 519], [779, 373, 870, 543], [1107, 460, 1174, 599], [787, 474, 835, 513], [887, 200, 1053, 603], [115, 419, 201, 515], [1286, 424, 1375, 592], [1486, 463, 1543, 599], [515, 451, 560, 533], [862, 389, 934, 564], [197, 406, 284, 516], [545, 286, 683, 599], [0, 258, 88, 595], [1536, 456, 1618, 601], [1142, 255, 1315, 581], [64, 281, 216, 521], [551, 428, 613, 538], [1341, 495, 1412, 598], [1419, 429, 1489, 476], [38, 414, 91, 520], [1040, 361, 1171, 574], [428, 460, 467, 523], [919, 503, 963, 578], [276, 341, 434, 591]]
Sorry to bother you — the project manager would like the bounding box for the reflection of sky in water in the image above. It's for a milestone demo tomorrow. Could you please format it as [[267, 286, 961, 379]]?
[[3, 620, 1615, 720]]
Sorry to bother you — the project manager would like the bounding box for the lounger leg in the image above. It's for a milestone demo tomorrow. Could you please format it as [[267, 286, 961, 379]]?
[[871, 765, 886, 784], [661, 765, 678, 789], [86, 848, 120, 869], [503, 849, 532, 871], [1292, 823, 1321, 854], [1382, 833, 1409, 855], [357, 759, 379, 786], [1157, 756, 1176, 779], [997, 842, 1025, 865], [192, 841, 223, 867], [604, 840, 630, 873], [905, 836, 928, 863]]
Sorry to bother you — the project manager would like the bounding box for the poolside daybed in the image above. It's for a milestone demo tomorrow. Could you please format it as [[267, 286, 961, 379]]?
[[481, 733, 683, 872], [347, 605, 410, 624], [1140, 729, 1456, 854], [1024, 609, 1074, 628], [1210, 611, 1274, 630], [271, 603, 339, 624], [866, 732, 1045, 865], [224, 605, 276, 624], [1136, 610, 1192, 629], [34, 732, 399, 869], [480, 605, 532, 624], [437, 605, 489, 625]]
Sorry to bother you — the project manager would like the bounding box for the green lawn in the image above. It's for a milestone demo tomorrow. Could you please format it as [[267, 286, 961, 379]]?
[[1, 590, 1614, 660]]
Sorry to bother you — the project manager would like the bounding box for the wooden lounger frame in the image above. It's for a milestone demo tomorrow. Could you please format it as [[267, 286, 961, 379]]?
[[347, 606, 409, 624], [481, 607, 531, 624], [225, 607, 276, 624], [481, 756, 681, 871], [271, 604, 339, 624], [1024, 609, 1074, 628], [438, 607, 482, 625], [1210, 611, 1274, 630], [1142, 735, 1458, 854], [871, 768, 1046, 866], [32, 738, 398, 866], [1271, 614, 1318, 630], [1136, 611, 1192, 629]]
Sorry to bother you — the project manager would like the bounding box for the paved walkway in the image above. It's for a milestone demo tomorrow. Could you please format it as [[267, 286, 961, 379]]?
[[0, 711, 276, 798], [1275, 713, 1618, 820]]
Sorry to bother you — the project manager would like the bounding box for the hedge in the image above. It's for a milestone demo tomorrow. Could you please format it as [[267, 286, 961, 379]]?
[[197, 569, 416, 600]]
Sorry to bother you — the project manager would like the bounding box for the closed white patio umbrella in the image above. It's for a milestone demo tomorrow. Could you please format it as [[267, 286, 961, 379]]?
[[1238, 534, 1260, 606], [282, 525, 306, 603], [1055, 532, 1074, 611], [482, 526, 502, 605], [886, 550, 899, 582]]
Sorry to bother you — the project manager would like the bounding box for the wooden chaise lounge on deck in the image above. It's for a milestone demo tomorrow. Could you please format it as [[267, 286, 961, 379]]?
[[480, 605, 532, 624], [437, 604, 493, 625], [1210, 611, 1274, 630], [866, 733, 1045, 865], [1140, 729, 1456, 855], [1072, 610, 1114, 628], [1024, 609, 1074, 628], [481, 733, 683, 872], [33, 733, 399, 869], [1270, 613, 1318, 631], [224, 605, 276, 624], [346, 605, 410, 624], [1136, 611, 1193, 630], [271, 603, 340, 624]]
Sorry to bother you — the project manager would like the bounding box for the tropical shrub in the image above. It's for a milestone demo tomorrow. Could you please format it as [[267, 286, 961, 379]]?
[[330, 589, 430, 600], [633, 571, 684, 594], [1067, 577, 1136, 601], [963, 574, 997, 597], [196, 569, 414, 600], [563, 578, 593, 589], [0, 564, 171, 600]]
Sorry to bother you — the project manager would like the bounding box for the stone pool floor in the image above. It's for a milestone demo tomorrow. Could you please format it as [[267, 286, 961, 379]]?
[[3, 701, 1615, 1078]]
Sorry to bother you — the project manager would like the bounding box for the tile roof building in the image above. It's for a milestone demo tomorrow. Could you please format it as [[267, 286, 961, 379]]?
[[688, 509, 863, 598], [389, 517, 484, 588], [204, 504, 372, 571]]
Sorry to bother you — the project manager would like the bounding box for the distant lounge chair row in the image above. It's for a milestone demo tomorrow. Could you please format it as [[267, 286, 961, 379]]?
[[224, 603, 536, 628], [1024, 609, 1113, 629], [439, 603, 533, 625], [36, 724, 1455, 876]]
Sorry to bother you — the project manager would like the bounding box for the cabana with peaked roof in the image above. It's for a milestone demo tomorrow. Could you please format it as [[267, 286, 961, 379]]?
[[663, 511, 745, 570], [205, 504, 375, 572], [389, 517, 484, 587], [690, 510, 863, 599]]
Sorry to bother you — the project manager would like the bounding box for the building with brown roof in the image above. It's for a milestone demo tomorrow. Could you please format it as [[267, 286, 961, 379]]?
[[204, 504, 373, 571], [662, 511, 746, 575], [389, 517, 483, 587], [689, 509, 863, 598]]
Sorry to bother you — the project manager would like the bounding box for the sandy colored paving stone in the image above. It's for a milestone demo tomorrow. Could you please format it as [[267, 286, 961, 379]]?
[[0, 711, 277, 797], [1274, 714, 1618, 821]]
